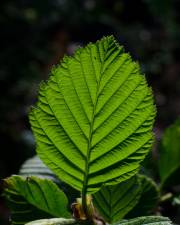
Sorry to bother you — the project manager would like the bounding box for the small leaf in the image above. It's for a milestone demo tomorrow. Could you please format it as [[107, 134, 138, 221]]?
[[173, 194, 180, 206], [29, 35, 156, 195], [25, 218, 78, 225], [19, 155, 79, 203], [113, 216, 172, 225], [93, 176, 142, 223], [158, 118, 180, 187], [126, 174, 159, 218], [3, 176, 70, 225]]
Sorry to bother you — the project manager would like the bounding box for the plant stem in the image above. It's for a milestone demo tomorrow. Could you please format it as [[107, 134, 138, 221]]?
[[82, 189, 88, 217]]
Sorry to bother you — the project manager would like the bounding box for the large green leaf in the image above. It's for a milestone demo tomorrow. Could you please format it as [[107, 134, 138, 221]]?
[[113, 216, 172, 225], [126, 175, 159, 218], [3, 176, 70, 225], [158, 118, 180, 186], [93, 176, 142, 223], [29, 36, 156, 194]]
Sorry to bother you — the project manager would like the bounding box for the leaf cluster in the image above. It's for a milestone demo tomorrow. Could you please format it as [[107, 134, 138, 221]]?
[[2, 36, 179, 225]]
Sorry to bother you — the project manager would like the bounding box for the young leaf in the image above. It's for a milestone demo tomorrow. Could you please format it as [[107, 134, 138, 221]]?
[[93, 176, 142, 223], [25, 218, 78, 225], [3, 176, 70, 225], [113, 216, 172, 225], [126, 174, 159, 218], [29, 36, 156, 195], [158, 118, 180, 187]]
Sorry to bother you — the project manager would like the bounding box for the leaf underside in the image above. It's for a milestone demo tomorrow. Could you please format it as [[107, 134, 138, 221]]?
[[25, 218, 78, 225], [25, 216, 172, 225], [114, 216, 172, 225], [93, 176, 142, 223], [29, 35, 156, 194], [19, 155, 60, 183]]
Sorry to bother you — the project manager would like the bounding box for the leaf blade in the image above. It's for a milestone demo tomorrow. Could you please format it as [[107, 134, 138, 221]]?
[[3, 176, 70, 225], [158, 118, 180, 186], [93, 176, 142, 223], [113, 216, 172, 225], [25, 218, 78, 225], [126, 175, 159, 218], [19, 156, 79, 204], [30, 36, 156, 194]]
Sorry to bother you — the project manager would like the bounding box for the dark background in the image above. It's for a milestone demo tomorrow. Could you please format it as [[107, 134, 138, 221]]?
[[0, 0, 180, 224]]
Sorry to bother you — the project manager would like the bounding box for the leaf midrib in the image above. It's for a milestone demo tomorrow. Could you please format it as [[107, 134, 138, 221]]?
[[82, 44, 107, 199]]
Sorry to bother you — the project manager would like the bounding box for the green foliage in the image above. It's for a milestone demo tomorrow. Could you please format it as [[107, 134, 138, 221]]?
[[3, 36, 174, 225], [3, 176, 70, 225], [113, 216, 172, 225], [29, 36, 156, 197], [126, 175, 159, 218], [93, 176, 142, 223], [25, 216, 172, 225], [173, 194, 180, 206], [3, 189, 52, 225], [158, 118, 180, 186], [25, 218, 78, 225], [93, 174, 160, 223], [19, 155, 79, 203], [17, 155, 169, 224]]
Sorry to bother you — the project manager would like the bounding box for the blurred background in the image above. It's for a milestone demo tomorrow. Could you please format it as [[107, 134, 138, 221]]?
[[0, 0, 180, 224]]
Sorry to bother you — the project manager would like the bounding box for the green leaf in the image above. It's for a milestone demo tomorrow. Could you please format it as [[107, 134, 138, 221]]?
[[173, 194, 180, 206], [29, 35, 156, 194], [93, 176, 142, 223], [3, 176, 70, 225], [113, 216, 172, 225], [158, 118, 180, 186], [19, 155, 79, 203], [3, 193, 52, 225], [126, 175, 159, 218], [25, 218, 78, 225]]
